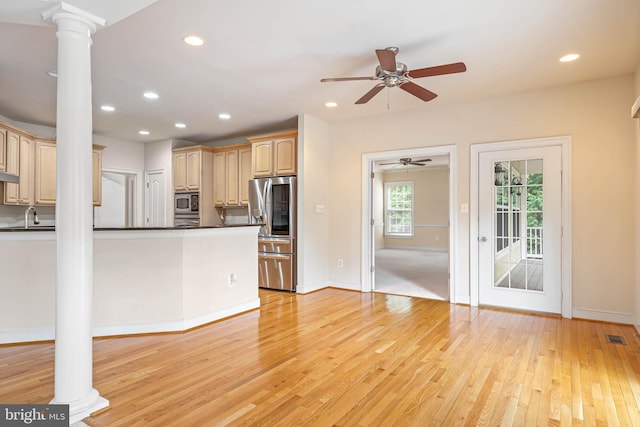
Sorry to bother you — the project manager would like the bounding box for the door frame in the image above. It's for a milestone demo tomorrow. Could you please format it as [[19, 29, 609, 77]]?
[[470, 136, 572, 317], [144, 169, 167, 227], [99, 167, 143, 227], [361, 144, 458, 303]]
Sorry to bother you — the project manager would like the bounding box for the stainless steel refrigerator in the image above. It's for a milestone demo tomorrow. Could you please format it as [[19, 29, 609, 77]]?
[[248, 176, 296, 291]]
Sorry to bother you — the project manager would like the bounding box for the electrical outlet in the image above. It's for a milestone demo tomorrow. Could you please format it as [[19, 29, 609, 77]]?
[[337, 259, 343, 268]]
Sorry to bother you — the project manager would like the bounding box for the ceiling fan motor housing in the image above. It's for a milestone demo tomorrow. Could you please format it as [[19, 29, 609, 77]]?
[[375, 63, 408, 87]]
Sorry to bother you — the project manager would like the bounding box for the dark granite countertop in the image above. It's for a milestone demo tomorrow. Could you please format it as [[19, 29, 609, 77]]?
[[0, 224, 259, 232]]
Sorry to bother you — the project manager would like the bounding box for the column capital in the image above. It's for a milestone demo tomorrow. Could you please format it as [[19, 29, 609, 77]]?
[[42, 2, 106, 34]]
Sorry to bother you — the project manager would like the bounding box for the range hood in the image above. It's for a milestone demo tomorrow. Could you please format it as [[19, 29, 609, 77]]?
[[0, 172, 19, 183]]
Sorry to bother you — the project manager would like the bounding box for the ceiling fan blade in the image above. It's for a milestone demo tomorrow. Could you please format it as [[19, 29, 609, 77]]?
[[399, 81, 438, 102], [411, 158, 432, 163], [355, 84, 385, 104], [320, 77, 377, 82], [406, 62, 467, 79], [376, 49, 397, 72], [408, 162, 427, 166]]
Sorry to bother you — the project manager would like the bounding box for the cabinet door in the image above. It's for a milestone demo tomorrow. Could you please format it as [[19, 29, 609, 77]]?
[[35, 141, 57, 205], [213, 151, 226, 206], [18, 135, 34, 205], [226, 149, 239, 205], [252, 141, 273, 177], [186, 150, 201, 191], [92, 149, 102, 206], [4, 131, 19, 204], [0, 127, 6, 172], [239, 147, 252, 205], [173, 152, 187, 192], [274, 137, 296, 176]]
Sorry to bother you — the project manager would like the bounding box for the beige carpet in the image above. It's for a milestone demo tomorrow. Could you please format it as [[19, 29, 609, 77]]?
[[374, 248, 449, 301]]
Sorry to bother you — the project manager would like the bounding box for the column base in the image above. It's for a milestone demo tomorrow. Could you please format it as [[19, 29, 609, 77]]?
[[51, 388, 109, 425]]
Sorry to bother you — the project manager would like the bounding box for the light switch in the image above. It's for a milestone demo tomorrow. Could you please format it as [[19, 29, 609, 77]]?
[[316, 204, 325, 214], [460, 203, 469, 214]]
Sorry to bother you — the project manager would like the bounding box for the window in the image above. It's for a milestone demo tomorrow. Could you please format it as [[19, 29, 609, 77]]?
[[384, 181, 413, 237]]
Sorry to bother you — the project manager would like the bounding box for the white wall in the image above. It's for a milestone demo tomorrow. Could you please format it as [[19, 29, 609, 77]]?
[[297, 114, 331, 293], [325, 74, 636, 317], [94, 172, 127, 228], [382, 168, 449, 250]]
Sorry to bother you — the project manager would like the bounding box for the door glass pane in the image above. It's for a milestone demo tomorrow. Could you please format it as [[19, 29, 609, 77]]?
[[271, 184, 290, 234], [493, 159, 544, 292]]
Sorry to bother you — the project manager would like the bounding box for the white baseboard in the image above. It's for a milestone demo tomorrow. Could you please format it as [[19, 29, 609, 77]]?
[[324, 281, 361, 292], [0, 328, 54, 344], [0, 299, 261, 345], [572, 308, 636, 325]]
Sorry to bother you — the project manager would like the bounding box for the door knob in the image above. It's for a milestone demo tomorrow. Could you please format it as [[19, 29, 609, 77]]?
[[479, 236, 488, 242]]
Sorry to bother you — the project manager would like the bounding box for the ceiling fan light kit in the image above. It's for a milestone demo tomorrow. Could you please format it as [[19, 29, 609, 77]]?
[[321, 47, 466, 105]]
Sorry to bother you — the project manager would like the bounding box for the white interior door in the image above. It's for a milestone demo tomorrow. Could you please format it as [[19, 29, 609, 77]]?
[[145, 170, 165, 227], [478, 146, 562, 313]]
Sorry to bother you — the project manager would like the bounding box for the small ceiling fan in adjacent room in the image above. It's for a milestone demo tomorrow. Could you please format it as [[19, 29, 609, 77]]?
[[320, 47, 466, 104], [379, 157, 432, 167]]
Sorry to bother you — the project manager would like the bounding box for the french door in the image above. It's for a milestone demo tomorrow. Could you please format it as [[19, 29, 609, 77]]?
[[478, 146, 562, 313]]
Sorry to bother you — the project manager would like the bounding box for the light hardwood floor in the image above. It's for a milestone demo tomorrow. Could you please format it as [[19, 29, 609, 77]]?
[[2, 288, 640, 426]]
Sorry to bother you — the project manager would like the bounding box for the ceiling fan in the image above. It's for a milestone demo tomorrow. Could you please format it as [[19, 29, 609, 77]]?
[[320, 47, 466, 104], [379, 157, 432, 167]]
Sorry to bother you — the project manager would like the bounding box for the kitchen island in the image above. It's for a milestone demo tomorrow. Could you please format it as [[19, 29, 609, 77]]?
[[0, 225, 260, 344]]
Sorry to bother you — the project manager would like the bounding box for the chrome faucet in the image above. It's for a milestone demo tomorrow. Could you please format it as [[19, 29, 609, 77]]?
[[24, 205, 39, 229]]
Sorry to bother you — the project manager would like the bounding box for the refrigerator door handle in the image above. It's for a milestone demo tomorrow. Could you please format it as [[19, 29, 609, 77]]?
[[264, 179, 272, 236]]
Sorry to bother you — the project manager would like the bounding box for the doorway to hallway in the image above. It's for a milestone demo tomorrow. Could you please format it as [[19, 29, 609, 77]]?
[[361, 145, 457, 302]]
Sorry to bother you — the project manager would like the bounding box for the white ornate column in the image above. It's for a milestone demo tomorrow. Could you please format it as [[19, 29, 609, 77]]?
[[42, 3, 108, 424]]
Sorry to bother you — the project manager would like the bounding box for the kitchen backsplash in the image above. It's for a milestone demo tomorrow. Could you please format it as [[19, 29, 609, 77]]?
[[222, 206, 250, 225], [0, 205, 56, 228]]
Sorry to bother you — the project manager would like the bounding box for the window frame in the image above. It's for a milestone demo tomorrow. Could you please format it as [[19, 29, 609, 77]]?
[[384, 181, 414, 238]]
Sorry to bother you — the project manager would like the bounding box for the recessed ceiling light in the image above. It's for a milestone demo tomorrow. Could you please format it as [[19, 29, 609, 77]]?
[[218, 113, 231, 120], [47, 71, 58, 78], [139, 130, 150, 135], [325, 101, 338, 108], [101, 105, 115, 112], [559, 53, 580, 63], [175, 123, 186, 128], [183, 35, 204, 46], [143, 92, 159, 100]]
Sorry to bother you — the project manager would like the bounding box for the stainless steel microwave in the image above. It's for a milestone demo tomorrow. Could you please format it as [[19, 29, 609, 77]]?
[[175, 192, 199, 215]]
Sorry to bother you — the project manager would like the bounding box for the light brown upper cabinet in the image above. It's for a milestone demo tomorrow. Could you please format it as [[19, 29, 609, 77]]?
[[4, 132, 34, 205], [173, 147, 211, 193], [225, 149, 239, 205], [213, 144, 251, 207], [0, 120, 104, 206], [248, 130, 297, 178], [33, 141, 104, 206], [238, 146, 252, 205], [213, 151, 226, 206], [0, 125, 6, 172], [173, 151, 187, 192], [92, 146, 104, 206], [34, 139, 57, 205]]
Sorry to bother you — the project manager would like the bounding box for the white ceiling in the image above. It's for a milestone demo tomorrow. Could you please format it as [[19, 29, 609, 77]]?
[[0, 0, 639, 143]]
